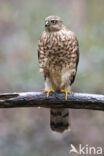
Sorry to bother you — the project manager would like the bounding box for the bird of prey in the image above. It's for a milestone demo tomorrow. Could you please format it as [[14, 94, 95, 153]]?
[[38, 16, 79, 132]]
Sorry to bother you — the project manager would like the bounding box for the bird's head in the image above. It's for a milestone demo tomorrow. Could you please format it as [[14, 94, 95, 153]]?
[[45, 16, 63, 32]]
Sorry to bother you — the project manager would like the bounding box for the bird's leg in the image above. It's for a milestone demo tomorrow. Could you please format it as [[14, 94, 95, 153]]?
[[61, 85, 73, 100], [44, 78, 55, 97]]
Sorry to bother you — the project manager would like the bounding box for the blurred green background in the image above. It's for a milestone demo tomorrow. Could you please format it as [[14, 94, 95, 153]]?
[[0, 0, 104, 156]]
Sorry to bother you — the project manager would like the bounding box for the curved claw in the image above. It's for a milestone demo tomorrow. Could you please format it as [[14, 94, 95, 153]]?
[[44, 89, 55, 97], [61, 89, 73, 100]]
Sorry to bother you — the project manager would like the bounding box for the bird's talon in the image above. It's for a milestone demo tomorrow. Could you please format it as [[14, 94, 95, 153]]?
[[61, 89, 73, 100], [44, 89, 55, 97]]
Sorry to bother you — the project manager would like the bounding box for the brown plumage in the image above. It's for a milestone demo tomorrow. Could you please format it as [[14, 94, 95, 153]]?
[[38, 16, 79, 132]]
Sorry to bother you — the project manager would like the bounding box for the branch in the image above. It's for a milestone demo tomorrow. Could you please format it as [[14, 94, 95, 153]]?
[[0, 92, 104, 111]]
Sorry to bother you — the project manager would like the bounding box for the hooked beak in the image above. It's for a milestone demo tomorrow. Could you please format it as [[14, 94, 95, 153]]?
[[45, 21, 49, 27]]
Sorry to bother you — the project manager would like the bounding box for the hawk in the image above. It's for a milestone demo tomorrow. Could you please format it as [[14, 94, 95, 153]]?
[[38, 16, 79, 132]]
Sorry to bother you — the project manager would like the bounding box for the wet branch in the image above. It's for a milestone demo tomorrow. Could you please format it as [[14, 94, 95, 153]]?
[[0, 92, 104, 111]]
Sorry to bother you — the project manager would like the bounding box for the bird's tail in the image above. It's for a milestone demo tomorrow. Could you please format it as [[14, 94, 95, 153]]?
[[50, 108, 70, 133]]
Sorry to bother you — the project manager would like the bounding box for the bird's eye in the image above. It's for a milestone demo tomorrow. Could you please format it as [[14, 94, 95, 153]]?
[[51, 20, 57, 24]]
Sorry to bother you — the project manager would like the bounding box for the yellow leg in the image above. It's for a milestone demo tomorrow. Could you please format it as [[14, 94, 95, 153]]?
[[61, 89, 73, 100], [44, 78, 55, 97], [44, 88, 55, 97]]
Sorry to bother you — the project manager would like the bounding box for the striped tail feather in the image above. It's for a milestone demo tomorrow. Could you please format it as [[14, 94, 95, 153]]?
[[50, 108, 70, 133]]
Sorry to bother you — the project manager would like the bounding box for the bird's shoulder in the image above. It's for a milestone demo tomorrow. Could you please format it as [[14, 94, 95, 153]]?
[[62, 27, 77, 40], [39, 31, 47, 42]]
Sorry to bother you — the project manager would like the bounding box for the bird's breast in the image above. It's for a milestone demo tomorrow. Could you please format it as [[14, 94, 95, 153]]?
[[44, 32, 72, 70]]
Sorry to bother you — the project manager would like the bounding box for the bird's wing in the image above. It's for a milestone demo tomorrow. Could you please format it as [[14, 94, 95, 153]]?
[[68, 31, 79, 84]]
